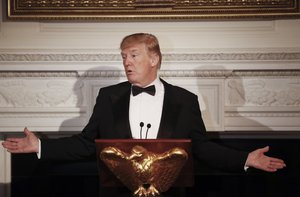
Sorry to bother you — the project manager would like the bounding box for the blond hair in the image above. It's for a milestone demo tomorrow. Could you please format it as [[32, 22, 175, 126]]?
[[120, 33, 162, 68]]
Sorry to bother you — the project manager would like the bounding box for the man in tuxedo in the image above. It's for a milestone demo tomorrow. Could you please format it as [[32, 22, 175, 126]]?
[[3, 33, 286, 196]]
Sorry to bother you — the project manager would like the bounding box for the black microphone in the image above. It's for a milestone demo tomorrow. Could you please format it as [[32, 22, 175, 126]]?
[[139, 122, 144, 139], [145, 123, 151, 139]]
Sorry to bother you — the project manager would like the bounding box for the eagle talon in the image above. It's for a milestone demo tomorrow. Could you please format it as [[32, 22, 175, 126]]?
[[134, 186, 148, 197], [147, 185, 160, 197]]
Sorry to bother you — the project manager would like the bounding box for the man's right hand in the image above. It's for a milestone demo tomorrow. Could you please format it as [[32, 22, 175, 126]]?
[[2, 127, 39, 153]]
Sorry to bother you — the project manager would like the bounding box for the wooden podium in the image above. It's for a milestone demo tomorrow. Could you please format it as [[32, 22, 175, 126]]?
[[95, 139, 194, 189]]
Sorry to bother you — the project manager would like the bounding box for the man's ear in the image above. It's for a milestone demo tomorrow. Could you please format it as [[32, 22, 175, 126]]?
[[150, 54, 159, 67]]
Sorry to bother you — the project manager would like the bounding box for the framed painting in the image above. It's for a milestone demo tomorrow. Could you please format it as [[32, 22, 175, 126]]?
[[7, 0, 300, 21]]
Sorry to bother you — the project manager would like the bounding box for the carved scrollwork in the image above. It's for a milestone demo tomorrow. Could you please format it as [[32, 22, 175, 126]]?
[[0, 79, 84, 107], [227, 79, 300, 107], [1, 52, 300, 62]]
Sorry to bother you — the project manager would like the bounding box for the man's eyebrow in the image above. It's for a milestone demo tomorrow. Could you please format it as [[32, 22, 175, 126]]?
[[129, 49, 139, 53], [121, 49, 139, 55]]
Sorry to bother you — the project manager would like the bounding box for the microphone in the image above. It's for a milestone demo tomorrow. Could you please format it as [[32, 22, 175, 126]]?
[[139, 122, 144, 139], [145, 123, 151, 139]]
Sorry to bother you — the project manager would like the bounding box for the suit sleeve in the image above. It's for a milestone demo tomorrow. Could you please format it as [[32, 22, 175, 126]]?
[[40, 89, 105, 161], [189, 94, 249, 172]]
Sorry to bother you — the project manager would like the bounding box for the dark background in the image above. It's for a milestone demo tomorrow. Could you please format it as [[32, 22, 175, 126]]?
[[10, 131, 300, 197]]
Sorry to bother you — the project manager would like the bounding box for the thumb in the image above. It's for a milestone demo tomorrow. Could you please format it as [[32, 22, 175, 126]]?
[[260, 146, 269, 153], [24, 127, 32, 136]]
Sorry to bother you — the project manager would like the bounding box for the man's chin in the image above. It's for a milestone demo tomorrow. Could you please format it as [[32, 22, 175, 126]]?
[[127, 77, 137, 85]]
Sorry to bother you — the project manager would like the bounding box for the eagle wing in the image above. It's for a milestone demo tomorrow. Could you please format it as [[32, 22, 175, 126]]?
[[150, 148, 188, 192], [100, 147, 141, 192]]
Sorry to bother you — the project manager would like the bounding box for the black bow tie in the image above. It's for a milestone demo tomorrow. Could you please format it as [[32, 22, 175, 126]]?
[[132, 85, 156, 96]]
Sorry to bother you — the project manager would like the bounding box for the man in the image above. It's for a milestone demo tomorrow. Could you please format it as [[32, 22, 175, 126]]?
[[2, 33, 286, 196]]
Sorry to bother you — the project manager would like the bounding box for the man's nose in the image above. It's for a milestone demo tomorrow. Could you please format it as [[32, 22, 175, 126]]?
[[123, 57, 131, 66]]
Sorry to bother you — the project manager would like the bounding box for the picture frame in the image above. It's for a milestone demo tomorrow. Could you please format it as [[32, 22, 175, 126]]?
[[8, 0, 300, 21]]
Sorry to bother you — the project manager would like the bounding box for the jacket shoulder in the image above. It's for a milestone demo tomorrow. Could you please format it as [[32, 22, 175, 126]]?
[[99, 81, 130, 93], [162, 79, 197, 99]]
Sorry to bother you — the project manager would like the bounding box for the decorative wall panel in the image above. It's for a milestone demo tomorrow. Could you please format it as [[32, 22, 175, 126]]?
[[225, 71, 300, 131]]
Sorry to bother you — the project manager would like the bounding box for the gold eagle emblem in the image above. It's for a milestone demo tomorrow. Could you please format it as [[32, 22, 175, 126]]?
[[100, 145, 188, 197]]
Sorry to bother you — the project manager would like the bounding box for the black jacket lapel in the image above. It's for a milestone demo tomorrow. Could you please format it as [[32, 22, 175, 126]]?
[[157, 79, 181, 138], [110, 82, 132, 138]]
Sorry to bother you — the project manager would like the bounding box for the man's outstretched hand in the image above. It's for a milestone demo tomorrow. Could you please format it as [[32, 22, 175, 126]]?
[[245, 146, 286, 172], [2, 127, 39, 153]]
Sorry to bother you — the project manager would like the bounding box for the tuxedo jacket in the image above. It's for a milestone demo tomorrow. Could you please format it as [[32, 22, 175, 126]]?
[[41, 79, 248, 172]]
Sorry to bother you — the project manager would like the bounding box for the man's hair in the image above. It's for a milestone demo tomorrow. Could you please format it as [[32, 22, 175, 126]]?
[[120, 33, 162, 68]]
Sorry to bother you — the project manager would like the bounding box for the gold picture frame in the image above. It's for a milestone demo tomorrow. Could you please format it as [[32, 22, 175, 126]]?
[[8, 0, 300, 21]]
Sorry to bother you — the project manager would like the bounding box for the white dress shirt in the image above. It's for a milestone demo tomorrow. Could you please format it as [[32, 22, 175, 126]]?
[[129, 78, 164, 139]]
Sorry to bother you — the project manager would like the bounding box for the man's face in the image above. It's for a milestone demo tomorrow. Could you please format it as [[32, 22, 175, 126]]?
[[121, 43, 158, 87]]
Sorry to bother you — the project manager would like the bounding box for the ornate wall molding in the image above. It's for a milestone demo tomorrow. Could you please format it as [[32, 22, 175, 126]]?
[[0, 70, 232, 78], [232, 70, 300, 77], [0, 53, 120, 62], [163, 52, 300, 62], [226, 112, 300, 117], [1, 70, 300, 78], [0, 71, 80, 78], [1, 51, 300, 62]]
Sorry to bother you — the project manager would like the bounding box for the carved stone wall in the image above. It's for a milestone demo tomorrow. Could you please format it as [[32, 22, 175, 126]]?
[[1, 51, 300, 132]]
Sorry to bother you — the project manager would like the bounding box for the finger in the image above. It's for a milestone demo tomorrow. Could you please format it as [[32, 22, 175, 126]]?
[[267, 160, 286, 171], [269, 158, 286, 167], [4, 140, 29, 153], [3, 144, 19, 152], [2, 141, 14, 149], [6, 148, 25, 154], [4, 138, 18, 142], [270, 161, 286, 169], [270, 158, 285, 163], [272, 161, 286, 168], [266, 161, 280, 172], [5, 138, 23, 143], [265, 167, 277, 172], [2, 142, 8, 148]]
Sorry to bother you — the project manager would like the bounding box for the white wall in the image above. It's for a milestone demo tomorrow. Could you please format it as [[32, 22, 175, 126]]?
[[1, 0, 300, 196], [1, 18, 299, 131]]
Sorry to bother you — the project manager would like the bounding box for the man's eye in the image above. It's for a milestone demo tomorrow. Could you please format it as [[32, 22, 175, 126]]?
[[132, 54, 138, 58]]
